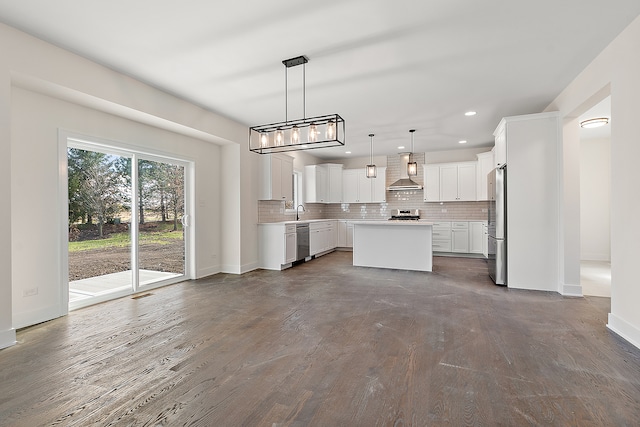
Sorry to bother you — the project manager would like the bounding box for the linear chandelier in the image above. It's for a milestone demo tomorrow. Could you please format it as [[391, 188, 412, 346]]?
[[249, 55, 345, 154]]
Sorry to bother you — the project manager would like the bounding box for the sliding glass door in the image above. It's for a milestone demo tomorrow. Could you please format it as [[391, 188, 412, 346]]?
[[136, 158, 185, 286], [66, 138, 190, 309]]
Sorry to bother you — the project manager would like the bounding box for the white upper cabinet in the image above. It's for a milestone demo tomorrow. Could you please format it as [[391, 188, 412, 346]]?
[[342, 167, 386, 203], [259, 153, 293, 201], [424, 162, 476, 202], [305, 164, 343, 203], [476, 151, 494, 201], [494, 122, 507, 168], [423, 164, 440, 202]]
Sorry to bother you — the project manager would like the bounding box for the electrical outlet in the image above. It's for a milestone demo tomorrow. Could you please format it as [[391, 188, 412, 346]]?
[[23, 287, 38, 297], [441, 208, 447, 213], [481, 208, 488, 213]]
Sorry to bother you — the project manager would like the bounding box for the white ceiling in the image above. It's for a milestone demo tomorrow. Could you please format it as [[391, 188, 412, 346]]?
[[0, 0, 636, 159]]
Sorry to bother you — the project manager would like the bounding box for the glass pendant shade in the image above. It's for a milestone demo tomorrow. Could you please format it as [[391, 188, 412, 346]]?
[[260, 132, 269, 148], [407, 158, 418, 176], [366, 164, 377, 178], [326, 120, 335, 139], [275, 129, 284, 146], [366, 133, 376, 178], [407, 129, 417, 176], [308, 123, 317, 142], [291, 126, 300, 144]]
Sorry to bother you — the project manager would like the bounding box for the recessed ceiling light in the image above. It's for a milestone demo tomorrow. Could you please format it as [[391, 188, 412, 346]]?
[[580, 117, 609, 128], [345, 151, 351, 154], [458, 140, 467, 144], [465, 111, 477, 116], [397, 146, 405, 150]]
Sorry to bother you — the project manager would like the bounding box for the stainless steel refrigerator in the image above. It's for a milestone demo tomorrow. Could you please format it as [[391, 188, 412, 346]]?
[[487, 166, 506, 285]]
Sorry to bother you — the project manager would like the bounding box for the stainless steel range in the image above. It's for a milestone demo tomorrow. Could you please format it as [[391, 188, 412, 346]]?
[[389, 209, 420, 220]]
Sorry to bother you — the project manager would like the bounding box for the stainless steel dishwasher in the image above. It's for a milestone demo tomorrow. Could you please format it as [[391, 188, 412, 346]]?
[[296, 223, 309, 261]]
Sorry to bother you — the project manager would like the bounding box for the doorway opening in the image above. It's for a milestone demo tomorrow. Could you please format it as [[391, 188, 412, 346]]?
[[578, 96, 611, 297], [64, 136, 192, 310]]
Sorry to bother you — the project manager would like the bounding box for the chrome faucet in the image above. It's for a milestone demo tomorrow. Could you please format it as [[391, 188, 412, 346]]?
[[296, 204, 306, 221]]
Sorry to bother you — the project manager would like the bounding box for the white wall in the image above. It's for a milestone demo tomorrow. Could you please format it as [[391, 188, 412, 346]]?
[[580, 138, 611, 261], [546, 15, 640, 348], [0, 67, 15, 349], [0, 22, 249, 341]]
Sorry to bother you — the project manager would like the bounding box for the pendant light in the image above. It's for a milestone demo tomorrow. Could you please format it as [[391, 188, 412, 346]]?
[[407, 129, 417, 176], [366, 133, 377, 178], [249, 55, 345, 154]]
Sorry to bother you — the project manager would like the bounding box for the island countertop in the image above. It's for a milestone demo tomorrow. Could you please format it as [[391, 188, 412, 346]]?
[[350, 220, 434, 226]]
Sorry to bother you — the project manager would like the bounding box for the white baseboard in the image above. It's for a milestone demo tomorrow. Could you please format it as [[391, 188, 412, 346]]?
[[607, 313, 640, 350], [562, 283, 583, 297], [580, 254, 611, 262], [13, 305, 63, 330], [196, 265, 220, 279], [0, 327, 16, 350], [240, 261, 260, 274]]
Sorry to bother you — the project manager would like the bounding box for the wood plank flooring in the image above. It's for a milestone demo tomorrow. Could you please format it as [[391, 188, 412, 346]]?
[[1, 252, 639, 426]]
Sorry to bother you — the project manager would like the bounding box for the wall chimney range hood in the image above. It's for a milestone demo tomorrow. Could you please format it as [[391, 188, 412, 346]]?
[[388, 153, 423, 191]]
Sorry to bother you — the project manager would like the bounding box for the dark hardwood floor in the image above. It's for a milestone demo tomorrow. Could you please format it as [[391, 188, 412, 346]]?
[[1, 252, 639, 426]]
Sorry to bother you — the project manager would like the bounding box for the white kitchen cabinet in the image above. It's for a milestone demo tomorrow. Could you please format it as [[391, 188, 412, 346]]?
[[482, 223, 489, 258], [259, 223, 297, 270], [476, 151, 494, 201], [469, 221, 485, 254], [451, 222, 469, 253], [432, 221, 452, 252], [310, 220, 337, 256], [337, 220, 354, 248], [305, 164, 343, 203], [425, 162, 476, 202], [494, 122, 507, 168], [259, 153, 293, 201], [423, 164, 440, 202], [342, 167, 386, 203], [285, 226, 297, 263], [371, 167, 387, 202]]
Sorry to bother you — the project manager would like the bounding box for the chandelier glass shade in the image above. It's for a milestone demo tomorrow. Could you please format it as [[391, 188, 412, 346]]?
[[249, 55, 346, 154], [250, 114, 345, 154]]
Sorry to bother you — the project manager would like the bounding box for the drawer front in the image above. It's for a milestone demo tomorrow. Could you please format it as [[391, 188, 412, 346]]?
[[433, 241, 452, 252], [452, 221, 469, 229], [432, 221, 452, 230], [285, 224, 296, 234], [432, 230, 452, 239]]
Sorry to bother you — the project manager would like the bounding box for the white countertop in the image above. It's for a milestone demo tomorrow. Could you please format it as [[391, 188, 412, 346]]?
[[351, 220, 433, 226], [259, 218, 484, 225]]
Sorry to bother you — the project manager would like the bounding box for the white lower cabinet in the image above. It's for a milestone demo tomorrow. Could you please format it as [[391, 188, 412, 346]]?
[[432, 222, 452, 252], [337, 220, 354, 248], [432, 220, 486, 255], [469, 221, 484, 254], [285, 226, 297, 263], [451, 222, 469, 253], [481, 223, 488, 258], [259, 223, 297, 270], [310, 220, 337, 256]]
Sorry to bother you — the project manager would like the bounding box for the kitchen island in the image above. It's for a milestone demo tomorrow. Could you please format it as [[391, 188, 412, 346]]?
[[352, 221, 433, 272]]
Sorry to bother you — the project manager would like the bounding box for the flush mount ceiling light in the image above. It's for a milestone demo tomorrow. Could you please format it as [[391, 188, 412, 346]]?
[[366, 134, 377, 178], [407, 129, 418, 176], [580, 117, 610, 128], [458, 140, 467, 144], [465, 111, 477, 116], [249, 55, 345, 154]]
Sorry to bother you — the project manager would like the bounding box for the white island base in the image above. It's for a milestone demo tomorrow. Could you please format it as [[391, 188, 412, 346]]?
[[352, 221, 433, 272]]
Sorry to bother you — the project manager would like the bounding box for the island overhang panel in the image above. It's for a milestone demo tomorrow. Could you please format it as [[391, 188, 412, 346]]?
[[352, 221, 433, 272]]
